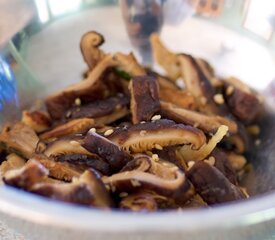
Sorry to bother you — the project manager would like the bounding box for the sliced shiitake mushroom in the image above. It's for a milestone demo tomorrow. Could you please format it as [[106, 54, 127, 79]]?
[[187, 161, 245, 205], [40, 118, 95, 141], [82, 130, 133, 172], [150, 33, 180, 81], [159, 88, 196, 110], [179, 125, 228, 162], [161, 101, 237, 134], [178, 54, 228, 115], [65, 95, 129, 125], [0, 123, 39, 159], [44, 137, 110, 175], [211, 148, 237, 185], [129, 75, 160, 124], [153, 146, 187, 171], [31, 169, 112, 208], [80, 31, 106, 70], [224, 79, 262, 124], [119, 190, 173, 211], [22, 110, 51, 133], [103, 155, 194, 204], [46, 55, 116, 120], [108, 119, 206, 153], [3, 159, 48, 190], [32, 154, 82, 181], [0, 153, 25, 176]]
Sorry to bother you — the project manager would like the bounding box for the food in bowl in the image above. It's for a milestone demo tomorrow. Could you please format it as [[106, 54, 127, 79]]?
[[0, 31, 263, 211]]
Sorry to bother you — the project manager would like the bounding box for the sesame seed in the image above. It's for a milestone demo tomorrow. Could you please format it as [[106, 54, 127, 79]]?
[[75, 98, 81, 106], [105, 185, 110, 191], [187, 161, 195, 169], [193, 122, 199, 128], [140, 130, 147, 136], [146, 151, 153, 156], [66, 111, 72, 118], [246, 125, 260, 135], [205, 156, 215, 166], [140, 121, 146, 124], [226, 85, 234, 96], [154, 144, 163, 150], [88, 128, 96, 133], [213, 94, 224, 104], [152, 154, 159, 161], [176, 79, 185, 89], [255, 139, 261, 146], [104, 129, 114, 136], [119, 192, 129, 198], [131, 179, 141, 187], [151, 115, 161, 121]]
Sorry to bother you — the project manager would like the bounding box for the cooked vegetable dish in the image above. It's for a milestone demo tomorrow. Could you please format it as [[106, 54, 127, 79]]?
[[0, 31, 262, 211]]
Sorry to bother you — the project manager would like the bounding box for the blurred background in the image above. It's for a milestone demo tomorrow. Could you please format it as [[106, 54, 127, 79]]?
[[1, 0, 275, 123]]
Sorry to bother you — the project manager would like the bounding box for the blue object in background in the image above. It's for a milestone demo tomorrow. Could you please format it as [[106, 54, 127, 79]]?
[[0, 56, 19, 111]]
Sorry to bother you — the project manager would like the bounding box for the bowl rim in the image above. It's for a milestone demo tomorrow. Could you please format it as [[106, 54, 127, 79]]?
[[0, 185, 275, 231]]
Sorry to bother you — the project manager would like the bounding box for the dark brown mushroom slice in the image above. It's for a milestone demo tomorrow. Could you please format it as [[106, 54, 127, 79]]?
[[32, 154, 82, 181], [3, 159, 48, 190], [153, 146, 187, 171], [82, 131, 133, 172], [31, 169, 112, 208], [108, 119, 206, 153], [40, 118, 95, 141], [178, 54, 228, 116], [65, 95, 129, 125], [0, 123, 39, 159], [160, 101, 237, 134], [46, 55, 117, 120], [159, 88, 196, 110], [129, 75, 160, 124], [211, 149, 237, 185], [119, 191, 172, 211], [182, 194, 208, 209], [187, 161, 246, 205], [224, 82, 262, 124], [80, 31, 106, 70], [103, 155, 194, 204], [22, 110, 52, 133], [44, 137, 110, 175], [195, 58, 222, 88]]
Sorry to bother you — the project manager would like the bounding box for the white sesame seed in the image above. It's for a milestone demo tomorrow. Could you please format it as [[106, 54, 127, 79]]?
[[104, 129, 114, 136], [255, 139, 261, 146], [151, 115, 161, 121], [214, 94, 224, 104], [88, 128, 96, 133], [193, 122, 199, 128], [205, 156, 215, 166], [146, 151, 153, 156], [131, 179, 141, 187], [187, 161, 195, 169], [140, 130, 147, 136], [152, 154, 159, 161], [140, 121, 146, 124], [226, 85, 234, 96], [105, 185, 110, 191], [119, 192, 128, 198], [75, 98, 81, 106], [66, 111, 72, 118], [176, 79, 185, 89], [154, 144, 163, 150]]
